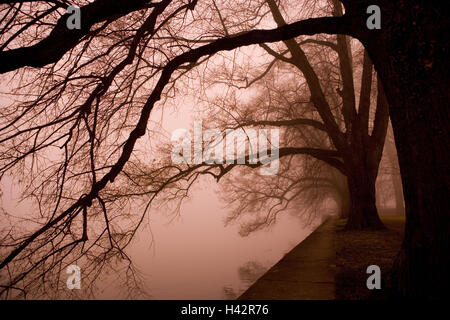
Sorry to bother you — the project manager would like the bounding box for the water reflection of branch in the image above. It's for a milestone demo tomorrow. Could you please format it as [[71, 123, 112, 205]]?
[[222, 260, 268, 299]]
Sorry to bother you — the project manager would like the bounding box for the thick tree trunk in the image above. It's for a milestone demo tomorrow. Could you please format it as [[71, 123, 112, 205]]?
[[351, 1, 450, 298], [387, 76, 449, 298], [345, 169, 385, 230], [388, 79, 449, 298]]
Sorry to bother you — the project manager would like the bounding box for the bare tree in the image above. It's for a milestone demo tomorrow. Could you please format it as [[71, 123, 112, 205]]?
[[0, 0, 348, 298], [0, 0, 447, 298], [195, 0, 389, 230]]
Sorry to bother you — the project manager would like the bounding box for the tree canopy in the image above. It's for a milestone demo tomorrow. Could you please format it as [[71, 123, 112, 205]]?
[[0, 0, 448, 299]]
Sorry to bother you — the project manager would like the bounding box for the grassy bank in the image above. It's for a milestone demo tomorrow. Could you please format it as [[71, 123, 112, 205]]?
[[335, 216, 405, 299]]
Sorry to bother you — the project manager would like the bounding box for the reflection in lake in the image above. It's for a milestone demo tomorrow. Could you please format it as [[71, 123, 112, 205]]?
[[0, 174, 321, 300], [107, 184, 322, 300], [222, 261, 268, 299]]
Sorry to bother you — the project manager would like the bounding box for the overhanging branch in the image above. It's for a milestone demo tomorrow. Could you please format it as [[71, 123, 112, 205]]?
[[0, 13, 350, 271], [0, 0, 161, 73]]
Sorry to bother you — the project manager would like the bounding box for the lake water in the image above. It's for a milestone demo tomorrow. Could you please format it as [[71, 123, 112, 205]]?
[[97, 183, 319, 299]]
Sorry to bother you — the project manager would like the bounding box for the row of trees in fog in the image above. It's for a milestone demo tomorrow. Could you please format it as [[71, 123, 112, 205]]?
[[0, 0, 447, 298]]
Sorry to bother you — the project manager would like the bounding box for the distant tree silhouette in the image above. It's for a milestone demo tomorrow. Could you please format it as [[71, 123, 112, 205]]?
[[192, 0, 389, 230], [0, 0, 447, 298]]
